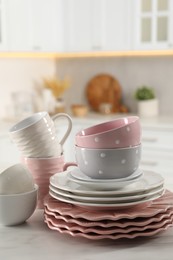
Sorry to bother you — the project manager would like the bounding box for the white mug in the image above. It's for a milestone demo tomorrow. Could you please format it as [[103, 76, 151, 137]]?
[[9, 112, 72, 158]]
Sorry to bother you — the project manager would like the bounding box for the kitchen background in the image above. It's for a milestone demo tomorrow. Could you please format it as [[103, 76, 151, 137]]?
[[0, 0, 173, 193], [0, 56, 173, 118], [0, 0, 173, 118]]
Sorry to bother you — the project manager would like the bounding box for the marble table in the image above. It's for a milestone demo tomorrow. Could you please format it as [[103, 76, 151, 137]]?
[[0, 210, 173, 260]]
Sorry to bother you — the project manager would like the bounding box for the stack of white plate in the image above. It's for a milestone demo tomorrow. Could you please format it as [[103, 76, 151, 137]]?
[[48, 168, 164, 210]]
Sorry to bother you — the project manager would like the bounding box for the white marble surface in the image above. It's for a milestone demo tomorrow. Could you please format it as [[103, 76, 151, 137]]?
[[0, 209, 173, 260]]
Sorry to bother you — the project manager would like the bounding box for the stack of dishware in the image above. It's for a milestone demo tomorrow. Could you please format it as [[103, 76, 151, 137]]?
[[45, 116, 173, 239], [44, 190, 173, 240], [9, 111, 72, 208]]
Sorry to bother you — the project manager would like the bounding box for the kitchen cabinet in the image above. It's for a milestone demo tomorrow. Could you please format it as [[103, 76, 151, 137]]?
[[63, 0, 131, 52], [0, 0, 7, 51], [141, 125, 173, 189], [5, 0, 64, 52], [133, 0, 173, 50], [63, 0, 93, 52], [29, 0, 64, 52]]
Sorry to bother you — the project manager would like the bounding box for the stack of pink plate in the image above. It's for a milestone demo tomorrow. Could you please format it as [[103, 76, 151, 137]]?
[[44, 190, 173, 240], [44, 168, 173, 240]]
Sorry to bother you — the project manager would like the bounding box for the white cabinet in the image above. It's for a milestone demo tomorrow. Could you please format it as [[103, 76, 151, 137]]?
[[6, 0, 31, 51], [63, 0, 93, 52], [6, 0, 64, 52], [0, 0, 7, 51], [141, 125, 173, 190], [133, 0, 173, 50], [30, 0, 64, 52], [102, 0, 131, 51], [63, 0, 131, 52]]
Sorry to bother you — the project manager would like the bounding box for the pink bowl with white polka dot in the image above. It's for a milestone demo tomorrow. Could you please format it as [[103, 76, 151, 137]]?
[[75, 144, 142, 179], [75, 116, 141, 149]]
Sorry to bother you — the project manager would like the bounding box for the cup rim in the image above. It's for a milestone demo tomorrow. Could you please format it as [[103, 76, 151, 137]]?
[[9, 111, 48, 133], [21, 154, 64, 161]]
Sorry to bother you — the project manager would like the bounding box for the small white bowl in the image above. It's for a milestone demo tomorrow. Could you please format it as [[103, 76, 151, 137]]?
[[0, 184, 38, 226]]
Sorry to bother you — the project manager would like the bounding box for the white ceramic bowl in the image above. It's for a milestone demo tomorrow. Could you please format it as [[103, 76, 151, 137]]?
[[75, 116, 141, 149], [75, 144, 142, 179], [0, 184, 38, 226], [0, 163, 35, 195]]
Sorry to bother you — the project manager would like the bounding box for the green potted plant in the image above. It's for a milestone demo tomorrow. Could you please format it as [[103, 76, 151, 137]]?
[[134, 86, 159, 117]]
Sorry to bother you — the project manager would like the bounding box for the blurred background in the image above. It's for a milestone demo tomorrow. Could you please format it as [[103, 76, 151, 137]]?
[[0, 0, 173, 119]]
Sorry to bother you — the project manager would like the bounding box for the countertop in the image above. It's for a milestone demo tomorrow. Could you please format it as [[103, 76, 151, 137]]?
[[1, 113, 173, 135], [0, 209, 173, 260]]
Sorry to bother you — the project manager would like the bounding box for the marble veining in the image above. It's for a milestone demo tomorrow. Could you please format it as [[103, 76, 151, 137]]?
[[0, 210, 173, 260]]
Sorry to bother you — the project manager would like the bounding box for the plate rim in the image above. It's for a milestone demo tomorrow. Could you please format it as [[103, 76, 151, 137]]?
[[50, 170, 164, 196], [49, 189, 164, 209], [49, 183, 165, 203]]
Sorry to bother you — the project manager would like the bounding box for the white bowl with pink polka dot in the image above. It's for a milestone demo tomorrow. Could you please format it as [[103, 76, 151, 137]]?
[[75, 116, 141, 149], [74, 144, 142, 179]]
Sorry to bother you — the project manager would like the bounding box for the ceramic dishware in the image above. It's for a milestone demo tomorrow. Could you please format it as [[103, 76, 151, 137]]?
[[50, 170, 164, 197], [22, 154, 64, 209], [63, 144, 141, 179], [49, 183, 164, 203], [75, 116, 141, 149], [44, 190, 173, 239], [67, 169, 143, 190], [0, 163, 35, 195], [44, 207, 173, 229], [9, 111, 72, 158], [0, 184, 38, 226]]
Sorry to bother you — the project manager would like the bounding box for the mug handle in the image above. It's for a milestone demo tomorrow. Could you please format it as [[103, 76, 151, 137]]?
[[63, 162, 77, 171], [52, 113, 72, 146]]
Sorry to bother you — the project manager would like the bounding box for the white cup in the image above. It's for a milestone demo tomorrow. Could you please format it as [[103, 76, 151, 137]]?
[[9, 112, 72, 158]]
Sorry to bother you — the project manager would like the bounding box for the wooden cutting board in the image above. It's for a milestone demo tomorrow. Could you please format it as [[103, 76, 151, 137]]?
[[86, 74, 122, 112]]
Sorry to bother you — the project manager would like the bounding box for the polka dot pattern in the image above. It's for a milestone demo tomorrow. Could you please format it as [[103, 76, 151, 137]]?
[[121, 159, 126, 164], [100, 153, 106, 158], [76, 143, 141, 179], [126, 126, 130, 132], [94, 137, 100, 142]]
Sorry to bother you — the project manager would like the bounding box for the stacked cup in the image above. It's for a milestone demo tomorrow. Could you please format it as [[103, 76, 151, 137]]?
[[64, 116, 141, 180], [9, 111, 72, 208]]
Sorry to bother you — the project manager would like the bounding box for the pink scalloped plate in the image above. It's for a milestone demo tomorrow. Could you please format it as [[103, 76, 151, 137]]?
[[44, 206, 173, 228], [44, 213, 173, 235], [44, 218, 173, 240], [43, 190, 173, 221]]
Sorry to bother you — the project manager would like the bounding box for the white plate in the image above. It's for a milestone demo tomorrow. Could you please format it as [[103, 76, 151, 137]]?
[[69, 168, 143, 190], [50, 170, 164, 197], [49, 184, 165, 203], [49, 189, 164, 210], [70, 168, 143, 183]]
